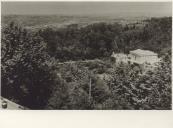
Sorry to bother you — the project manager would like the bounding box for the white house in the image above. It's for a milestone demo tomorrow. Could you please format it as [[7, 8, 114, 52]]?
[[111, 49, 160, 67], [128, 49, 160, 65]]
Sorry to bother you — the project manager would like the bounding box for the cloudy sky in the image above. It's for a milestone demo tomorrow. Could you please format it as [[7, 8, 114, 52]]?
[[2, 2, 172, 17]]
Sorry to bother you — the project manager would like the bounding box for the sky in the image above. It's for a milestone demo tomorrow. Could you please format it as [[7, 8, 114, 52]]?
[[1, 2, 172, 17]]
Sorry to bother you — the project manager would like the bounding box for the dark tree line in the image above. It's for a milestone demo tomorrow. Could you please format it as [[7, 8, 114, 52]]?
[[39, 17, 171, 61]]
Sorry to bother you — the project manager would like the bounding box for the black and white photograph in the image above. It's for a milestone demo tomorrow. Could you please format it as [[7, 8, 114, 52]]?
[[1, 1, 172, 110]]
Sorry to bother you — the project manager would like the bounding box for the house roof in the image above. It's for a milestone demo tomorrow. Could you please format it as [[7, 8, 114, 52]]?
[[1, 96, 27, 110], [130, 49, 157, 56]]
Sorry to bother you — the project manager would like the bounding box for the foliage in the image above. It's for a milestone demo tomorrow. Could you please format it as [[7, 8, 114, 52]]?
[[38, 17, 171, 61], [1, 17, 172, 110], [104, 55, 171, 110], [1, 22, 55, 109]]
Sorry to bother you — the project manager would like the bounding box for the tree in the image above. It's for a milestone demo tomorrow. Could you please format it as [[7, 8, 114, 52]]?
[[1, 22, 55, 109], [106, 55, 171, 110]]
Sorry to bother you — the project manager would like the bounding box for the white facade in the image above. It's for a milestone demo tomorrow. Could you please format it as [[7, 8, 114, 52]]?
[[129, 49, 160, 64], [111, 49, 160, 65]]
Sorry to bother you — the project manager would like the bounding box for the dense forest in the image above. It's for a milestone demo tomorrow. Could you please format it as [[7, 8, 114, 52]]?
[[38, 17, 171, 61], [1, 17, 172, 109]]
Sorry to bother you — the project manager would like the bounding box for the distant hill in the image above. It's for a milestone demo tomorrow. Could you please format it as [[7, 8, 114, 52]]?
[[2, 15, 147, 31]]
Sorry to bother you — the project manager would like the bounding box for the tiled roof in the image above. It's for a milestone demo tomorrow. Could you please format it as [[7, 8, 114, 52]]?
[[130, 49, 157, 56]]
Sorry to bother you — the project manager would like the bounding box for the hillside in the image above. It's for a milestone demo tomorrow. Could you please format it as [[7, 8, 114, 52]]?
[[2, 15, 147, 30]]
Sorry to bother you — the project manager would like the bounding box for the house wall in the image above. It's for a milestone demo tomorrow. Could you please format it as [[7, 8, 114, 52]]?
[[111, 51, 159, 67], [129, 54, 159, 64]]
